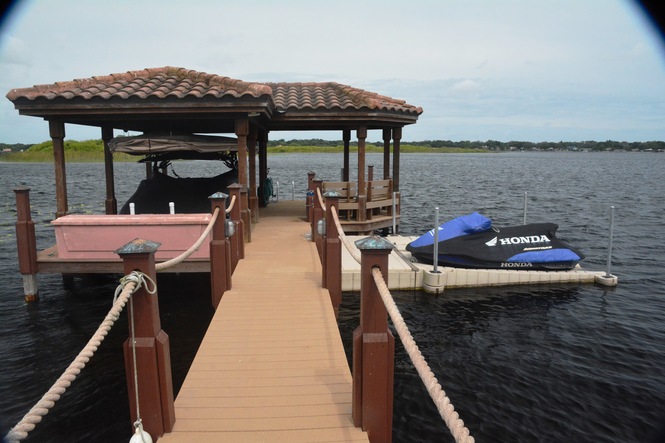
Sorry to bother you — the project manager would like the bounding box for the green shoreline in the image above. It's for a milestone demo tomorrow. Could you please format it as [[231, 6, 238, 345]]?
[[0, 142, 485, 163], [3, 138, 663, 162]]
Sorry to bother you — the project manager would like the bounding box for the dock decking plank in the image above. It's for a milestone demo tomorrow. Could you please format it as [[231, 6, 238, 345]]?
[[160, 201, 368, 442]]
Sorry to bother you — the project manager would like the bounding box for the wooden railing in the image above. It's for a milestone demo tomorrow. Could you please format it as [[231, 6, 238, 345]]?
[[312, 188, 395, 442]]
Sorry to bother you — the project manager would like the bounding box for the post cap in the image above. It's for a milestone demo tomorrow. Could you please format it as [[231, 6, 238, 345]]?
[[209, 192, 229, 199], [354, 235, 394, 251], [115, 238, 161, 255]]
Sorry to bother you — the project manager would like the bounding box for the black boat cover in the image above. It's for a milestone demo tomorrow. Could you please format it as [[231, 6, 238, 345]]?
[[119, 169, 238, 214]]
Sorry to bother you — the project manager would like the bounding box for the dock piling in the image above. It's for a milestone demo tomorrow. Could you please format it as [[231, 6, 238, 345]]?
[[14, 187, 39, 302], [228, 184, 245, 264], [209, 193, 231, 308], [117, 239, 175, 440], [352, 236, 395, 443], [324, 192, 342, 317]]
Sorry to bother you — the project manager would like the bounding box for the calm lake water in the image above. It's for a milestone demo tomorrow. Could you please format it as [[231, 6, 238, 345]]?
[[1, 152, 664, 442]]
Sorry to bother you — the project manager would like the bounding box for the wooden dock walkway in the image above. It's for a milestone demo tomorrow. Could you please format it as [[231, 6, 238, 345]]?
[[160, 201, 369, 442]]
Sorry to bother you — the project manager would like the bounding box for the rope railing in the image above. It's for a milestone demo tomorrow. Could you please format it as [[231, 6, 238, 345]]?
[[225, 195, 236, 214], [5, 271, 154, 443], [315, 186, 327, 212], [370, 267, 475, 443], [330, 206, 361, 264], [155, 206, 220, 271]]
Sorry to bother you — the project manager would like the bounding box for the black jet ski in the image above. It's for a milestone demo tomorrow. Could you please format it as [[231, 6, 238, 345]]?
[[406, 212, 584, 270]]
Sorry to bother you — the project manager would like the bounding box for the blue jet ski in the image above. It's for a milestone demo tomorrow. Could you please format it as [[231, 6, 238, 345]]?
[[406, 212, 584, 270]]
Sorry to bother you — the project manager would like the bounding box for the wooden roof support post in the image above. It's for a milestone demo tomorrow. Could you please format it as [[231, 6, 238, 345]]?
[[49, 120, 68, 218], [343, 129, 351, 182], [382, 128, 391, 180], [116, 239, 175, 440], [356, 126, 367, 223], [235, 119, 251, 243], [392, 127, 402, 192], [102, 126, 117, 214], [258, 129, 269, 208], [248, 125, 259, 223], [235, 118, 249, 187], [352, 236, 395, 443]]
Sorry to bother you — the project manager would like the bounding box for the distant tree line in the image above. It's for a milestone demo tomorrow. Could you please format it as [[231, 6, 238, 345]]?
[[269, 138, 665, 152], [3, 139, 664, 153]]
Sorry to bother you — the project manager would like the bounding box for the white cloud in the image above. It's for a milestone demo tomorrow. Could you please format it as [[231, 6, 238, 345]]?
[[0, 0, 664, 143]]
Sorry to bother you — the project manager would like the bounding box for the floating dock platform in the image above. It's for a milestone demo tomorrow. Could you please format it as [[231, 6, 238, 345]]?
[[341, 234, 617, 293]]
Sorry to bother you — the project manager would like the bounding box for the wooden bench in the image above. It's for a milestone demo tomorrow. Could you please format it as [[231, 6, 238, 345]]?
[[322, 179, 399, 221], [365, 179, 397, 220], [322, 181, 358, 220]]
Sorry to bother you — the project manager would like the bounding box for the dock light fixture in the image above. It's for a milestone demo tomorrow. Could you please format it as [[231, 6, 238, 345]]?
[[225, 219, 236, 237], [317, 218, 326, 236]]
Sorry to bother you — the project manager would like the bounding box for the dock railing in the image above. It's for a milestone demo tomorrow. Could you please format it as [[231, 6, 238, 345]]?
[[9, 190, 241, 442], [315, 187, 475, 443]]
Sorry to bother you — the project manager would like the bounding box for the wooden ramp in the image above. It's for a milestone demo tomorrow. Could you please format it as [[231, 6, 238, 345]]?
[[160, 201, 369, 442]]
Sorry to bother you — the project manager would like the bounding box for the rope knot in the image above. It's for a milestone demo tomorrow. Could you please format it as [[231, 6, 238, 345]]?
[[113, 271, 157, 303]]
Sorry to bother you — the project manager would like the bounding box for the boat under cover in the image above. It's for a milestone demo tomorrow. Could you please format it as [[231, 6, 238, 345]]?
[[406, 212, 584, 270], [119, 169, 238, 214]]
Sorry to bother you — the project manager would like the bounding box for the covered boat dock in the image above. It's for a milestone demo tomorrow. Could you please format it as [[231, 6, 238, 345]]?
[[6, 67, 423, 442], [7, 66, 423, 236]]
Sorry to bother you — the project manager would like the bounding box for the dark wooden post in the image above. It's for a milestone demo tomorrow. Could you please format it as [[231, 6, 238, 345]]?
[[49, 120, 68, 218], [392, 127, 402, 193], [312, 179, 324, 258], [209, 193, 231, 308], [102, 126, 117, 214], [14, 187, 39, 302], [248, 125, 259, 223], [240, 185, 251, 244], [343, 129, 351, 182], [235, 119, 249, 191], [258, 129, 269, 208], [324, 191, 342, 317], [116, 239, 175, 440], [306, 171, 316, 221], [352, 236, 395, 443], [357, 126, 367, 223], [228, 184, 245, 265], [382, 128, 391, 180], [235, 119, 251, 243]]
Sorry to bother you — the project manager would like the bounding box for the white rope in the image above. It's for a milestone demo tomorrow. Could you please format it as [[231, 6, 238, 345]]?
[[155, 206, 220, 271], [331, 206, 362, 264], [315, 187, 327, 212], [371, 267, 475, 443], [5, 271, 152, 443], [225, 195, 236, 214]]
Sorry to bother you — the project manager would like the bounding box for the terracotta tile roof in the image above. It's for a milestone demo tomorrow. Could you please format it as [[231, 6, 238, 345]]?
[[266, 82, 422, 115], [6, 66, 272, 101], [7, 67, 422, 115]]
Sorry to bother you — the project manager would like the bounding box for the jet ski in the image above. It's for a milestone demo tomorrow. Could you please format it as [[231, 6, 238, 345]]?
[[406, 212, 584, 270]]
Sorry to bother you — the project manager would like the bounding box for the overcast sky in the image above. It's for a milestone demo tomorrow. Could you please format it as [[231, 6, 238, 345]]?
[[1, 0, 664, 143]]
